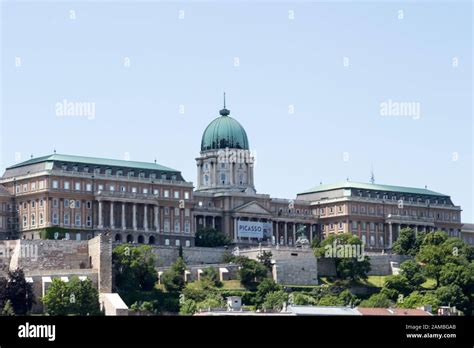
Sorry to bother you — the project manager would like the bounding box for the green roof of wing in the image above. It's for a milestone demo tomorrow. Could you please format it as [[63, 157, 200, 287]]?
[[7, 154, 180, 172], [299, 181, 449, 197]]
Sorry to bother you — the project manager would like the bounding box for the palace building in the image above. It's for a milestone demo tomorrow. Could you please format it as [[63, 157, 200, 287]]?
[[0, 100, 465, 250]]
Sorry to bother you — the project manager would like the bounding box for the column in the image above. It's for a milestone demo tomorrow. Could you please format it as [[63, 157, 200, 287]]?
[[284, 222, 288, 245], [133, 204, 137, 231], [249, 164, 254, 187], [154, 205, 159, 231], [110, 201, 114, 229], [414, 225, 418, 237], [292, 223, 296, 246], [233, 217, 238, 242], [212, 216, 215, 229], [197, 162, 202, 190], [203, 216, 207, 228], [309, 224, 313, 244], [98, 201, 103, 228], [229, 162, 234, 185], [275, 222, 279, 245], [122, 203, 126, 230], [388, 222, 393, 249], [144, 205, 148, 231]]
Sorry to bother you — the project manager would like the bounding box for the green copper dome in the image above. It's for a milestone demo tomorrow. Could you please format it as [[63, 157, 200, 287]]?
[[201, 107, 249, 151]]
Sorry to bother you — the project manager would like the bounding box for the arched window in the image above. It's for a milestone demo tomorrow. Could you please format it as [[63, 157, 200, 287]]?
[[126, 234, 133, 243], [220, 173, 226, 184], [149, 236, 156, 244], [115, 234, 122, 242], [138, 235, 144, 244]]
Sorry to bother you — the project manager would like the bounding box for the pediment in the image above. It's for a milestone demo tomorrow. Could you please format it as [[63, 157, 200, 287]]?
[[234, 201, 272, 215]]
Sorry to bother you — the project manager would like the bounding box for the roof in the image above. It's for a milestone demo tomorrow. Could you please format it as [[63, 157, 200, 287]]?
[[461, 223, 474, 232], [287, 306, 361, 316], [0, 185, 11, 197], [356, 307, 431, 316], [201, 109, 249, 151], [298, 181, 448, 197], [7, 154, 180, 173]]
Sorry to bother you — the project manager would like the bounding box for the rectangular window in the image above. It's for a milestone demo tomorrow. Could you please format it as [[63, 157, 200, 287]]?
[[164, 190, 170, 198], [98, 184, 104, 191], [31, 182, 36, 190], [164, 218, 170, 232], [185, 221, 190, 233], [143, 188, 149, 194], [23, 184, 28, 192], [64, 181, 70, 190], [174, 220, 180, 232], [53, 199, 58, 207], [75, 213, 81, 226], [52, 213, 58, 225], [75, 200, 81, 208], [164, 207, 169, 215], [184, 192, 190, 200], [39, 181, 44, 189], [64, 199, 69, 208], [153, 189, 159, 195], [64, 213, 70, 225], [174, 208, 180, 217], [109, 185, 115, 191], [132, 187, 137, 193], [185, 208, 190, 217], [86, 215, 92, 227], [86, 201, 92, 209], [121, 186, 126, 192], [53, 180, 59, 189], [174, 191, 180, 199], [86, 183, 92, 192], [75, 182, 81, 191]]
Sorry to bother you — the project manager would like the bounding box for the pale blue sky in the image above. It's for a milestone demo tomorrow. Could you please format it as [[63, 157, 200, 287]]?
[[1, 1, 472, 220]]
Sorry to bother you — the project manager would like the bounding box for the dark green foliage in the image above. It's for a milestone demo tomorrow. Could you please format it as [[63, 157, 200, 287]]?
[[113, 244, 158, 292], [195, 227, 231, 247], [4, 269, 35, 315], [161, 258, 186, 292]]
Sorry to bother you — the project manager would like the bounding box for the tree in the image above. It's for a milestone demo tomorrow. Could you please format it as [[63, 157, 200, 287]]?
[[2, 300, 15, 316], [196, 293, 225, 311], [67, 277, 101, 315], [0, 277, 7, 310], [182, 279, 217, 303], [195, 227, 231, 247], [439, 262, 474, 292], [392, 228, 417, 256], [113, 244, 158, 292], [200, 267, 222, 287], [317, 295, 345, 306], [422, 231, 448, 247], [416, 244, 449, 288], [257, 251, 273, 271], [359, 293, 392, 308], [234, 257, 268, 289], [383, 275, 414, 297], [6, 269, 35, 315], [161, 257, 186, 292], [255, 279, 281, 308], [397, 291, 439, 313], [314, 233, 371, 281], [400, 260, 426, 289], [179, 299, 197, 315], [291, 292, 318, 306], [435, 285, 470, 314], [43, 277, 100, 316], [262, 290, 288, 311]]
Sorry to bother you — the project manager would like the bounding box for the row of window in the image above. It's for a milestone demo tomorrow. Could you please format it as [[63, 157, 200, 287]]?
[[16, 180, 191, 199], [22, 212, 191, 232], [60, 164, 178, 181], [353, 190, 448, 205]]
